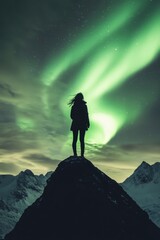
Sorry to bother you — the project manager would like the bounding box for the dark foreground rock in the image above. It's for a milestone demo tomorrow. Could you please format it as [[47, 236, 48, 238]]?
[[5, 156, 160, 240]]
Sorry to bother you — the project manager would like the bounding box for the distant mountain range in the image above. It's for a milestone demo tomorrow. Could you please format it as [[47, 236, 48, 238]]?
[[121, 161, 160, 228], [0, 170, 52, 240], [0, 159, 160, 239], [4, 157, 160, 240]]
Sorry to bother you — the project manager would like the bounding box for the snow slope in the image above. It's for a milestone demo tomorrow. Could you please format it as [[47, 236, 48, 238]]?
[[121, 161, 160, 228], [0, 170, 52, 240], [5, 157, 160, 240]]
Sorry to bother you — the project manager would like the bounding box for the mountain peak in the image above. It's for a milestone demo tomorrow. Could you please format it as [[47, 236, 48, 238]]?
[[0, 169, 51, 240], [20, 169, 34, 176], [17, 169, 34, 180], [124, 161, 160, 186], [137, 161, 152, 172], [124, 161, 153, 185], [121, 161, 160, 228], [5, 156, 160, 240], [152, 161, 160, 170], [140, 161, 150, 167]]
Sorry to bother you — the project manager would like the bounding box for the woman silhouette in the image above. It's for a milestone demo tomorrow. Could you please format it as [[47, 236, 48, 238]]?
[[68, 93, 90, 157]]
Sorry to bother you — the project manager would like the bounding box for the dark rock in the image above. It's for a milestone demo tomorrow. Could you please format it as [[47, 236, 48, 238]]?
[[5, 156, 160, 240]]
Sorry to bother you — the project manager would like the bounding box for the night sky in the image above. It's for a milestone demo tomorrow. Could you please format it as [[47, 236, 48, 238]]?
[[0, 0, 160, 182]]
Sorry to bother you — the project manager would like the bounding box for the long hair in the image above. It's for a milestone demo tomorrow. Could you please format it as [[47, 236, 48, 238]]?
[[68, 93, 84, 107]]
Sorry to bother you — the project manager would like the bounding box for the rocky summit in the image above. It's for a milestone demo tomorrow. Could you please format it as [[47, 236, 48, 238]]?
[[5, 157, 160, 240]]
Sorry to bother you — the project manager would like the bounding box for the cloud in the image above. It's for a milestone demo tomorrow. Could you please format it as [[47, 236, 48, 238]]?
[[0, 101, 16, 123], [87, 143, 160, 182], [0, 142, 159, 183], [0, 161, 19, 174], [0, 0, 159, 184], [0, 136, 37, 152], [0, 83, 20, 99], [24, 153, 60, 167]]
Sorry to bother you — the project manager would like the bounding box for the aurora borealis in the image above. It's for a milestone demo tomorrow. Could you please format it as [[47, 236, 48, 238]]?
[[0, 0, 160, 182]]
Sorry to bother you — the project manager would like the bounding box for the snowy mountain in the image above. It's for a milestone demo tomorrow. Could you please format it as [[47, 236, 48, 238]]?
[[0, 170, 52, 240], [5, 157, 160, 240], [121, 161, 160, 228]]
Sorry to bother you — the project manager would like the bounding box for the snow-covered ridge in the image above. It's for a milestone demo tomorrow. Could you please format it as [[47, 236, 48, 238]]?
[[123, 161, 160, 185], [0, 170, 52, 240], [4, 157, 160, 240], [121, 161, 160, 228], [1, 160, 160, 239]]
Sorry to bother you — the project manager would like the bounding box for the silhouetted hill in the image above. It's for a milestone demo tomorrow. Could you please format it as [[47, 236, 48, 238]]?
[[5, 157, 160, 240]]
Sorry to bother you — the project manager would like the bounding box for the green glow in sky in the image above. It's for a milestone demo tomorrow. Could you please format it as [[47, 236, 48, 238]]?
[[88, 11, 160, 99], [88, 112, 123, 144], [42, 1, 160, 144], [17, 118, 34, 131], [41, 0, 145, 86]]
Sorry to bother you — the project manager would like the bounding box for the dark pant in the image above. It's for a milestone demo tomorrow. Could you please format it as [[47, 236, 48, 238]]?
[[72, 129, 86, 156]]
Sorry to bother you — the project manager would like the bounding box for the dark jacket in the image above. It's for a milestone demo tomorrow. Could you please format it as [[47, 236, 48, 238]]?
[[70, 100, 90, 131]]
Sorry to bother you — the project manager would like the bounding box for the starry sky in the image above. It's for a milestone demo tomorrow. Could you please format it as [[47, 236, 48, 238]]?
[[0, 0, 160, 182]]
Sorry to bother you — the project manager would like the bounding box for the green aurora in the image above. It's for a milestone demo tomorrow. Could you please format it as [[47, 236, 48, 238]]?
[[39, 0, 160, 144], [0, 0, 160, 181]]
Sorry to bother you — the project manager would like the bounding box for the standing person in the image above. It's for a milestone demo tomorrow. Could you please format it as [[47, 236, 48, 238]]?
[[68, 93, 90, 157]]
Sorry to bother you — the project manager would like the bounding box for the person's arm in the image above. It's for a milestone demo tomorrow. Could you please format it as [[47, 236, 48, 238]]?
[[70, 106, 74, 119], [86, 105, 90, 128]]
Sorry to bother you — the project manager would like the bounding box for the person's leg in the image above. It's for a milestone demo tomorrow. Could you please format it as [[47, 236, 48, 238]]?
[[79, 130, 85, 157], [72, 130, 78, 156]]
